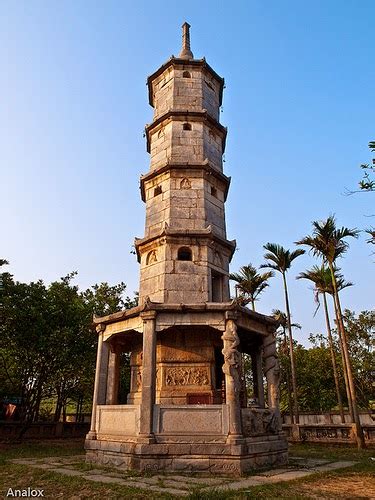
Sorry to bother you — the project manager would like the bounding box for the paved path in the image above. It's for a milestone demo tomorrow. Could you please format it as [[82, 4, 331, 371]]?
[[11, 456, 357, 497]]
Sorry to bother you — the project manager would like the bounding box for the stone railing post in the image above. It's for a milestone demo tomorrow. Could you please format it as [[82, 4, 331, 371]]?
[[86, 324, 110, 439], [106, 344, 120, 405], [222, 312, 243, 444], [138, 310, 157, 442]]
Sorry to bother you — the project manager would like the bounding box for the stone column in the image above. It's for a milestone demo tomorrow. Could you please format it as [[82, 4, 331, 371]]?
[[263, 331, 279, 408], [263, 329, 282, 432], [87, 324, 110, 439], [251, 346, 265, 408], [222, 312, 243, 444], [138, 310, 157, 442], [106, 344, 120, 405]]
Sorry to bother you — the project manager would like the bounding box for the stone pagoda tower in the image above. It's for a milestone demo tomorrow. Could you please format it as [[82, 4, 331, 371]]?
[[136, 22, 233, 307], [85, 24, 287, 475]]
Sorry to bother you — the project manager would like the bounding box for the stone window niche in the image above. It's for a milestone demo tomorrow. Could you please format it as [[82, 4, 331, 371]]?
[[182, 70, 191, 78], [180, 178, 191, 190], [205, 79, 215, 91], [154, 185, 162, 196], [210, 186, 217, 197], [183, 123, 192, 131], [211, 270, 224, 302], [177, 247, 192, 261], [146, 250, 157, 265]]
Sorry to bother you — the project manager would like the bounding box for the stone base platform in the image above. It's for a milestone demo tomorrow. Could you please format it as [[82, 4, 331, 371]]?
[[85, 405, 288, 475], [85, 434, 288, 476], [11, 455, 359, 497]]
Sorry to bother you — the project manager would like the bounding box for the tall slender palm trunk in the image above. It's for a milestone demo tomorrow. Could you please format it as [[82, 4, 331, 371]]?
[[322, 292, 345, 423], [331, 294, 354, 421], [282, 273, 299, 424], [283, 330, 294, 423], [329, 263, 365, 449]]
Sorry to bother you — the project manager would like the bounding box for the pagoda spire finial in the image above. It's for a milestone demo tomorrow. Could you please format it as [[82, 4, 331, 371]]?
[[179, 22, 193, 60]]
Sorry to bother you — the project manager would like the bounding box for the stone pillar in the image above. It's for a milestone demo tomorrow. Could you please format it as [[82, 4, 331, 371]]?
[[87, 324, 110, 439], [263, 329, 282, 432], [222, 312, 243, 444], [106, 344, 120, 405], [263, 331, 279, 408], [251, 347, 265, 408], [138, 310, 157, 442]]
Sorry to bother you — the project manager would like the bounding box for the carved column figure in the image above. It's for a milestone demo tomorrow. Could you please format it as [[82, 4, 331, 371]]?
[[87, 324, 110, 439], [138, 310, 157, 442], [106, 342, 121, 405], [222, 313, 243, 442], [263, 329, 281, 409]]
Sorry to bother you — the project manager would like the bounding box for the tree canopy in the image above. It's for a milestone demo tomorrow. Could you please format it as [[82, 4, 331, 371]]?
[[0, 264, 137, 423]]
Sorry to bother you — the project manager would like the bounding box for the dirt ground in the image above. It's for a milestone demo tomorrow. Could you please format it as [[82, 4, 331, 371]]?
[[297, 473, 375, 499]]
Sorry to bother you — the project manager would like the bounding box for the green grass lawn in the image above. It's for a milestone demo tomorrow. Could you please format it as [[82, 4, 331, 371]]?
[[0, 439, 374, 499]]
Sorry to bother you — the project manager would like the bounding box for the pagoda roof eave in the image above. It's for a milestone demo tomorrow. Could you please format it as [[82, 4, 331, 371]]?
[[147, 57, 224, 107], [145, 110, 227, 154], [139, 161, 231, 202], [134, 226, 237, 262], [93, 300, 279, 331]]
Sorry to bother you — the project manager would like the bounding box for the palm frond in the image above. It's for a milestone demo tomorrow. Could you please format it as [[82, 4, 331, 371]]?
[[230, 263, 274, 305], [296, 215, 358, 264], [262, 243, 304, 273]]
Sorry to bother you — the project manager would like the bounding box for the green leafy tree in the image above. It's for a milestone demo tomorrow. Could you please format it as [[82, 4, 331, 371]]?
[[296, 215, 365, 448], [0, 268, 137, 427], [50, 278, 136, 422], [354, 141, 375, 247], [261, 244, 305, 424], [358, 141, 375, 191], [229, 264, 274, 311], [1, 276, 53, 424], [342, 310, 375, 409], [294, 342, 339, 412]]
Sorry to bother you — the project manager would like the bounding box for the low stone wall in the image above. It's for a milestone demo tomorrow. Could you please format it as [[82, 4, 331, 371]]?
[[86, 404, 288, 475], [283, 423, 375, 446], [0, 421, 89, 440], [154, 404, 228, 438], [96, 405, 140, 440], [283, 411, 375, 425]]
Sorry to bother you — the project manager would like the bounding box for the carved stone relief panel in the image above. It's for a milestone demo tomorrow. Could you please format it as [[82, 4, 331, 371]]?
[[146, 249, 157, 265], [165, 366, 209, 386], [180, 178, 191, 190], [214, 251, 222, 267], [241, 408, 280, 436]]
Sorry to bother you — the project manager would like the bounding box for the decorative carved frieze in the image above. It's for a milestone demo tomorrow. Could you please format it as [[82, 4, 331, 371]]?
[[165, 366, 209, 386]]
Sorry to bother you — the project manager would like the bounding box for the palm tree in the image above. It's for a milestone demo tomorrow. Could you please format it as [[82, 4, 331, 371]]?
[[261, 244, 305, 424], [296, 215, 365, 448], [297, 265, 352, 423], [229, 264, 274, 311], [272, 309, 301, 421]]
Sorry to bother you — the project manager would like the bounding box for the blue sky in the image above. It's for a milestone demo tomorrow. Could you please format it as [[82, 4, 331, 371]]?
[[1, 1, 374, 344]]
